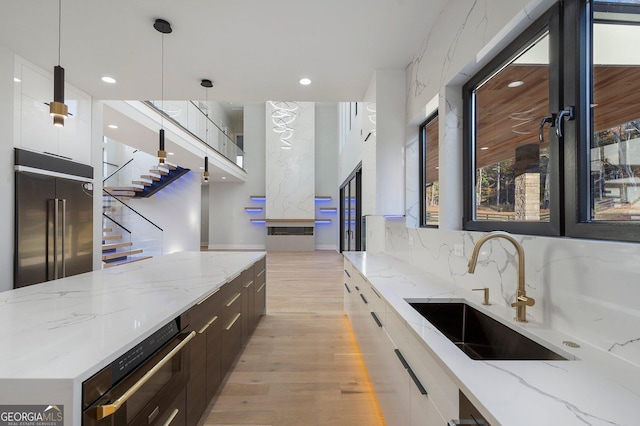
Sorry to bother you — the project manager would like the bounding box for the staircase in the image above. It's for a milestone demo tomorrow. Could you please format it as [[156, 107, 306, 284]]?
[[101, 227, 152, 268], [104, 163, 190, 199]]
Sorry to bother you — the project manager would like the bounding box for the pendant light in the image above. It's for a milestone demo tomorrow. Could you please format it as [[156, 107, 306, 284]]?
[[50, 0, 68, 127], [154, 19, 172, 164], [201, 79, 213, 182], [203, 156, 209, 182]]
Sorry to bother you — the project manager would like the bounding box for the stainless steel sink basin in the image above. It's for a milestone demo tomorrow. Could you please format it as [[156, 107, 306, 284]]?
[[408, 302, 566, 361]]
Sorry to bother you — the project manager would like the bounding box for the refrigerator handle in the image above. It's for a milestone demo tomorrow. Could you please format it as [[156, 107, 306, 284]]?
[[61, 199, 66, 278], [53, 198, 59, 279]]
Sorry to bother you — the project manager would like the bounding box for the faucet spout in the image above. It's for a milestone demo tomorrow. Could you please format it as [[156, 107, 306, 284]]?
[[467, 231, 533, 322]]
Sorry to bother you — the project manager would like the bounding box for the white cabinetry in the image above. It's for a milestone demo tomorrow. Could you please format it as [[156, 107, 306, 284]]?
[[344, 258, 455, 425], [14, 57, 92, 165]]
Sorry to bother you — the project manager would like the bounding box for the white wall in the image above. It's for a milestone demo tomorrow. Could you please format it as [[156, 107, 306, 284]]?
[[209, 103, 267, 249], [201, 184, 209, 246], [129, 170, 201, 254], [315, 103, 339, 250], [0, 46, 15, 292]]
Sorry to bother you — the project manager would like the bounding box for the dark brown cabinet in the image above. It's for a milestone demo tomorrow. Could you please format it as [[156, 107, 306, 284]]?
[[184, 256, 266, 426], [241, 265, 255, 343]]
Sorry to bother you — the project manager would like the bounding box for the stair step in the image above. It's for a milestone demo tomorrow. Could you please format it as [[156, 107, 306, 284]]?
[[102, 241, 133, 251], [102, 248, 144, 261], [160, 163, 177, 170], [105, 189, 137, 197], [103, 228, 112, 233], [141, 174, 161, 181], [103, 255, 153, 268], [151, 168, 169, 176], [102, 235, 123, 242], [132, 180, 153, 187]]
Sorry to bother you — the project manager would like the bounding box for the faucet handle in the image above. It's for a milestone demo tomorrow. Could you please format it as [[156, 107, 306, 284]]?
[[511, 295, 535, 307], [472, 288, 491, 305]]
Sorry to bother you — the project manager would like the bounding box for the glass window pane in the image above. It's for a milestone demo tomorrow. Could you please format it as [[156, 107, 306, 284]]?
[[423, 116, 439, 226], [591, 10, 640, 221], [473, 33, 550, 222]]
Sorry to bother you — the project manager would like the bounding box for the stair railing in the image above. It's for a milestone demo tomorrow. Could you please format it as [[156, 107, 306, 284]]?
[[103, 189, 164, 260]]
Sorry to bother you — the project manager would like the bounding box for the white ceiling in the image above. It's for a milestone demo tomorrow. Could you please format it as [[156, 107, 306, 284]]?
[[2, 1, 445, 182], [1, 0, 446, 102]]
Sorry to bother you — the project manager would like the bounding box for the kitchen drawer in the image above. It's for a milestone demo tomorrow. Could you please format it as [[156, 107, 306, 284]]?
[[384, 304, 458, 421]]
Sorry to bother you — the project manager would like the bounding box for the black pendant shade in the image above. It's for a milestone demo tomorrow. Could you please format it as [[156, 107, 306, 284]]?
[[203, 156, 209, 182], [158, 129, 166, 164], [50, 66, 68, 128]]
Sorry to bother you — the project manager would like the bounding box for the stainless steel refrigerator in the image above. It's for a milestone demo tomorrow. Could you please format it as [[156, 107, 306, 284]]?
[[14, 150, 94, 288]]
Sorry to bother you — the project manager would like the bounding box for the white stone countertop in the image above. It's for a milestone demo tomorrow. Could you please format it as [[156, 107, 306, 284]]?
[[0, 251, 265, 382], [344, 251, 640, 426]]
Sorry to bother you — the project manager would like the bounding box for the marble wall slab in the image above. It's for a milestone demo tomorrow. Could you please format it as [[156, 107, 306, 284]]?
[[265, 101, 315, 219], [380, 217, 640, 368]]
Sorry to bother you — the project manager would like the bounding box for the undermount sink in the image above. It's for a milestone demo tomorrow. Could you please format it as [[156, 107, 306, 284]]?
[[408, 302, 566, 361]]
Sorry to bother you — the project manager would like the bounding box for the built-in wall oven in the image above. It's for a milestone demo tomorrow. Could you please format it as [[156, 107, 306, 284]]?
[[82, 317, 195, 426]]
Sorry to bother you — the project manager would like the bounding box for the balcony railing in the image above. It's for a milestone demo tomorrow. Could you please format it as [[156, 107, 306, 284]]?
[[146, 100, 245, 169]]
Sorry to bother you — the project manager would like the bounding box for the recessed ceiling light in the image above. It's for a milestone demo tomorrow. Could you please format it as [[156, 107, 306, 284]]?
[[299, 78, 311, 86], [108, 124, 118, 129], [101, 76, 116, 84], [221, 176, 227, 180], [168, 152, 174, 156], [480, 146, 489, 150], [199, 166, 204, 170], [507, 80, 524, 88], [13, 77, 21, 83]]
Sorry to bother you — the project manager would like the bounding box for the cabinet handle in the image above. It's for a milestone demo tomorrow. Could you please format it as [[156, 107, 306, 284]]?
[[394, 349, 428, 396], [257, 269, 265, 277], [95, 331, 195, 420], [370, 311, 382, 327], [226, 292, 241, 307], [344, 283, 351, 293], [225, 313, 241, 331], [198, 315, 218, 334], [197, 287, 220, 305], [360, 294, 368, 304], [370, 287, 381, 299], [394, 349, 409, 369], [148, 406, 160, 424], [355, 286, 360, 291], [244, 280, 254, 289], [256, 283, 266, 293], [407, 367, 428, 395], [344, 269, 351, 277], [162, 408, 180, 426]]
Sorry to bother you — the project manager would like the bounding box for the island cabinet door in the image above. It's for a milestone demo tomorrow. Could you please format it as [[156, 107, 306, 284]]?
[[221, 275, 243, 375], [185, 286, 223, 425], [255, 258, 266, 318], [241, 265, 255, 343]]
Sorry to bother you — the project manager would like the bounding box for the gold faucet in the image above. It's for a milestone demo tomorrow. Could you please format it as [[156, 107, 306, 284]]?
[[467, 231, 534, 322]]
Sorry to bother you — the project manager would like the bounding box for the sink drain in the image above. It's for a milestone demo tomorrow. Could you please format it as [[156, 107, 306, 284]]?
[[563, 340, 580, 348]]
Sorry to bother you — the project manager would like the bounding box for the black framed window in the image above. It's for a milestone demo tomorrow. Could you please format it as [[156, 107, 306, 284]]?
[[464, 0, 640, 242], [419, 113, 439, 227], [463, 5, 562, 236]]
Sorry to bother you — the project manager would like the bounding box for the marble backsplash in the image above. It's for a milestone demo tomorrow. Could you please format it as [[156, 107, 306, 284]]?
[[377, 217, 640, 368]]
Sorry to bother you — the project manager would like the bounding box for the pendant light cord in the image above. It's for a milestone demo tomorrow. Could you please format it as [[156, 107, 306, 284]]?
[[161, 33, 164, 130], [57, 0, 61, 65]]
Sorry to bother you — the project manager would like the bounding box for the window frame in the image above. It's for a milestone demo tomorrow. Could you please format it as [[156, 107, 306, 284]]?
[[462, 4, 563, 236], [563, 0, 640, 242], [419, 112, 439, 228]]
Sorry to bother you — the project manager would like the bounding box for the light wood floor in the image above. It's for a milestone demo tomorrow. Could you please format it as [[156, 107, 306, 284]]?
[[201, 251, 385, 426]]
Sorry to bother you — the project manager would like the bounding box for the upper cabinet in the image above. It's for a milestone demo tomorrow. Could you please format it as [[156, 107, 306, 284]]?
[[14, 56, 92, 165]]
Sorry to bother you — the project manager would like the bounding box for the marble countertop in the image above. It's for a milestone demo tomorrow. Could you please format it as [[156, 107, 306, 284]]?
[[344, 251, 640, 426], [0, 251, 265, 382]]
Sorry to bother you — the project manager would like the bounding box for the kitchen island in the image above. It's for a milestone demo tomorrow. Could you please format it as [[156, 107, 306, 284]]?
[[0, 251, 265, 426], [344, 251, 640, 426]]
